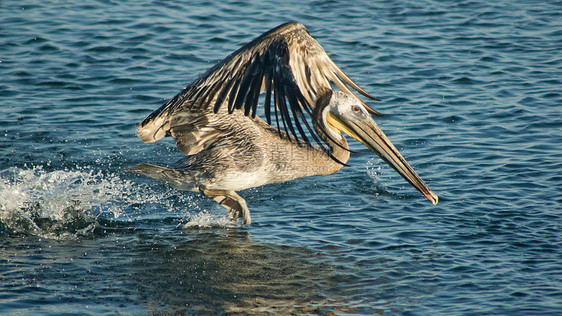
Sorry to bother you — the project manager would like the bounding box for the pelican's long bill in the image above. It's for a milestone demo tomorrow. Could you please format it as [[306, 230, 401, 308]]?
[[327, 110, 439, 205]]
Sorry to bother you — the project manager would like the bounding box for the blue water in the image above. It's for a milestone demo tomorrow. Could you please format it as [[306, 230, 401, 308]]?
[[1, 0, 561, 314]]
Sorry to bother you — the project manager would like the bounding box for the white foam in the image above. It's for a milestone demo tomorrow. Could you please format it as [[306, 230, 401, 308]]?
[[181, 210, 234, 229], [0, 166, 138, 238]]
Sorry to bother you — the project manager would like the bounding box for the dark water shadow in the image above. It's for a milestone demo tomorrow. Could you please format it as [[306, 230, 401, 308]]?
[[127, 228, 381, 314]]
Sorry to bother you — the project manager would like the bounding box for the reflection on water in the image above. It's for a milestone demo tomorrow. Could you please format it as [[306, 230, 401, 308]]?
[[130, 229, 377, 314], [0, 226, 404, 314]]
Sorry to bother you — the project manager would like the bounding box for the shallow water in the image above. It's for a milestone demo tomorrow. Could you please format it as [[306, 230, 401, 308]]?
[[1, 0, 561, 314]]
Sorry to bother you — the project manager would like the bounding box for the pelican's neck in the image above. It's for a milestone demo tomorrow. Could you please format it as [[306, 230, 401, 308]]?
[[312, 92, 351, 168], [316, 113, 350, 166]]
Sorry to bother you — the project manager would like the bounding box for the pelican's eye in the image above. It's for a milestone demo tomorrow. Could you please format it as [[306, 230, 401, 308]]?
[[351, 105, 361, 113]]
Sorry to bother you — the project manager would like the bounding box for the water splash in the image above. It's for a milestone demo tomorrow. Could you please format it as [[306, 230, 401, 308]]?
[[0, 165, 196, 238], [365, 158, 389, 190], [0, 166, 136, 238], [181, 210, 234, 229]]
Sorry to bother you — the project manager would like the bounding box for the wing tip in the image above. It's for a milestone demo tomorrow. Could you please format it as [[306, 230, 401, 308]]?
[[356, 93, 383, 116], [365, 103, 384, 116], [259, 22, 308, 40], [275, 21, 306, 31]]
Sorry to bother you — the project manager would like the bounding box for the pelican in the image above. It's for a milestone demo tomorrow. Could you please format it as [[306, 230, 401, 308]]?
[[129, 22, 438, 225]]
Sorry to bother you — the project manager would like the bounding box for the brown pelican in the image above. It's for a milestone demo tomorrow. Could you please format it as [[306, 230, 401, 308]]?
[[129, 22, 438, 225]]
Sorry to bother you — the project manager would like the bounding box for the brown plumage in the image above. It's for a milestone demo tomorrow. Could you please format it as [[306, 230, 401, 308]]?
[[129, 22, 438, 225]]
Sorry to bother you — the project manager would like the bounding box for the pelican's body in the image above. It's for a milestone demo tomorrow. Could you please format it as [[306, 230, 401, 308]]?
[[133, 102, 344, 192], [130, 22, 438, 224]]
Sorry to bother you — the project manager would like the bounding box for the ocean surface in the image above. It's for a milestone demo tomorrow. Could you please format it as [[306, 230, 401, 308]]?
[[1, 0, 561, 314]]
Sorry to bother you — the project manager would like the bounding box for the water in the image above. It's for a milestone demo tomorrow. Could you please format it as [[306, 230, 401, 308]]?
[[1, 0, 561, 314]]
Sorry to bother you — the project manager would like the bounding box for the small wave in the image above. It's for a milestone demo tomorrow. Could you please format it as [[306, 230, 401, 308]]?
[[0, 166, 137, 239]]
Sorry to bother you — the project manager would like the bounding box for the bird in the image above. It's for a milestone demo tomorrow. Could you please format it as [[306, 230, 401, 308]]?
[[128, 22, 438, 225]]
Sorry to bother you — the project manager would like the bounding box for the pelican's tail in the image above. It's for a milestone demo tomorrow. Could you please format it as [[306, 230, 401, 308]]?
[[127, 163, 198, 191]]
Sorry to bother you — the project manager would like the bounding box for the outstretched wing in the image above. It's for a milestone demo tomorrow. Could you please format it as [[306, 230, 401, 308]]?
[[137, 22, 380, 148]]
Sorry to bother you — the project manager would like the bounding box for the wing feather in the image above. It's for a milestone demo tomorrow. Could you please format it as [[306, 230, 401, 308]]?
[[137, 22, 380, 155]]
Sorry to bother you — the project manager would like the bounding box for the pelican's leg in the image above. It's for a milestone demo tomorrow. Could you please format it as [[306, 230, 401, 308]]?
[[200, 187, 251, 225], [212, 195, 242, 221]]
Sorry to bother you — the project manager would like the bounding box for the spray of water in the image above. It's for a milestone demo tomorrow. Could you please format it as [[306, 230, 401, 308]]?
[[0, 166, 132, 238], [0, 165, 232, 239]]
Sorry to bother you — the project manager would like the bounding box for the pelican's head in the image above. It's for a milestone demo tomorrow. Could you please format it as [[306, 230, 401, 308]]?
[[318, 90, 438, 205]]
